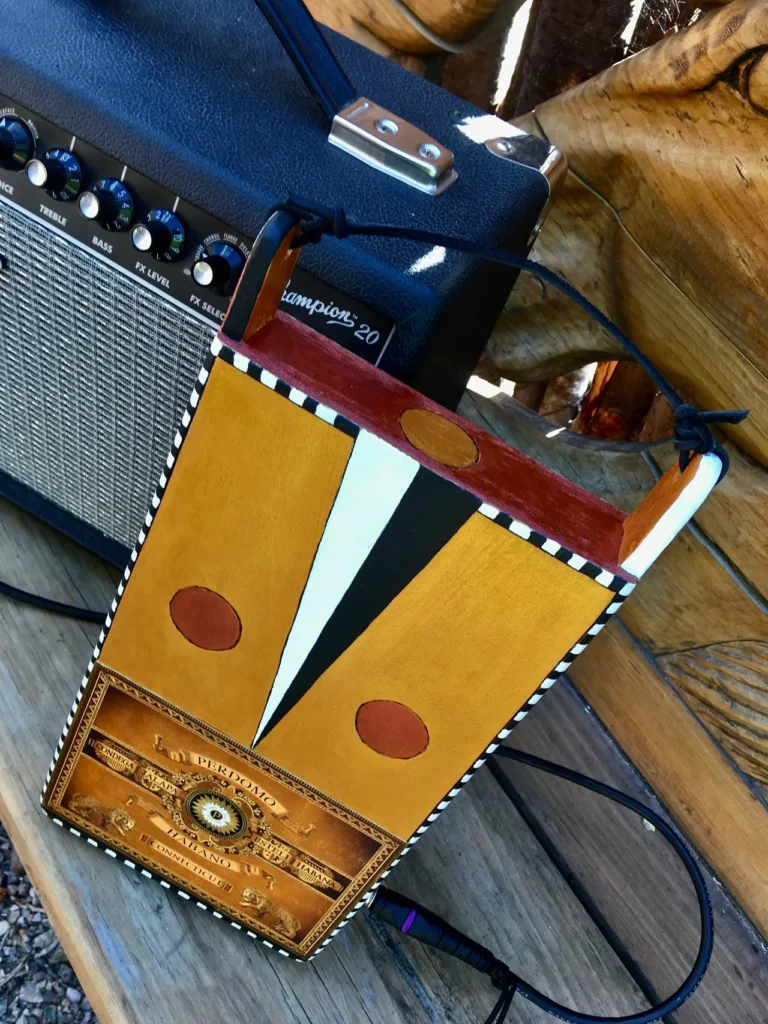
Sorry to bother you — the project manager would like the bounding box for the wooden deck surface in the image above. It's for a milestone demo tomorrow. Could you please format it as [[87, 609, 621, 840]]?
[[0, 495, 767, 1023]]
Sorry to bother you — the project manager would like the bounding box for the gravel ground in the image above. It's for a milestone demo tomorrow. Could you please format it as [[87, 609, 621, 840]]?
[[0, 822, 95, 1024]]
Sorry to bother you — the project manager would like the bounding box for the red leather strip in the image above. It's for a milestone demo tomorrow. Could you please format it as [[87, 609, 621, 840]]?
[[224, 314, 631, 579]]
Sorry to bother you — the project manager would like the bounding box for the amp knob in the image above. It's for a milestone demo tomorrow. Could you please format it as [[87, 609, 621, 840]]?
[[192, 242, 245, 295], [131, 209, 185, 262], [79, 179, 134, 231], [0, 116, 34, 172], [26, 149, 83, 201]]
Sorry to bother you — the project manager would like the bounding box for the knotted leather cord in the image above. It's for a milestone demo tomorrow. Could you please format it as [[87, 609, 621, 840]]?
[[274, 197, 749, 479]]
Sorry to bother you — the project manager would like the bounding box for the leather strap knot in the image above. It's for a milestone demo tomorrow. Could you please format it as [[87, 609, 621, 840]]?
[[272, 197, 349, 247], [673, 403, 749, 474], [268, 196, 751, 487], [483, 962, 520, 1024]]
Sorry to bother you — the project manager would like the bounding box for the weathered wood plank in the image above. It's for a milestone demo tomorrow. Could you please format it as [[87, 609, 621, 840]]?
[[568, 620, 768, 938], [501, 679, 768, 1023], [617, 527, 768, 652], [0, 498, 643, 1024], [462, 388, 768, 795], [458, 388, 656, 508], [488, 135, 768, 465]]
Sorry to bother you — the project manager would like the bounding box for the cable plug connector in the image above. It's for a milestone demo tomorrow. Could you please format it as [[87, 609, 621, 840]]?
[[368, 887, 501, 977]]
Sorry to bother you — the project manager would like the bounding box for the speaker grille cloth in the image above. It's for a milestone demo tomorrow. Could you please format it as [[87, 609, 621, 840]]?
[[0, 198, 215, 550]]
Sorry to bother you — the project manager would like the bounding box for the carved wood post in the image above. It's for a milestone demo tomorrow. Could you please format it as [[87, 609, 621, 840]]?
[[481, 0, 768, 935]]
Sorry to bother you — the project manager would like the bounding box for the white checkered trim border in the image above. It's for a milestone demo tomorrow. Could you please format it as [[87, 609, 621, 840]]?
[[215, 340, 631, 594], [477, 503, 633, 594], [40, 336, 638, 962], [41, 350, 216, 799], [39, 340, 366, 961], [212, 339, 360, 441], [311, 584, 635, 957], [40, 810, 296, 956]]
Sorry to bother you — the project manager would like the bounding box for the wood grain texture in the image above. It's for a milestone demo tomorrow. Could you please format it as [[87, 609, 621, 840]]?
[[489, 128, 768, 465], [495, 0, 768, 467], [657, 641, 768, 796], [321, 0, 502, 53], [99, 359, 354, 748], [568, 619, 768, 938], [573, 361, 659, 442], [482, 1, 768, 902], [487, 154, 626, 385], [258, 511, 612, 839], [459, 390, 768, 646], [0, 498, 651, 1024], [461, 378, 768, 906], [652, 440, 768, 602], [536, 0, 768, 387], [617, 526, 768, 652], [304, 0, 426, 71], [458, 387, 656, 511], [504, 678, 768, 1024]]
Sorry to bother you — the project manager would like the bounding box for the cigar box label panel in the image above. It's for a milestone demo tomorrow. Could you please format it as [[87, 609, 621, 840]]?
[[44, 668, 400, 958]]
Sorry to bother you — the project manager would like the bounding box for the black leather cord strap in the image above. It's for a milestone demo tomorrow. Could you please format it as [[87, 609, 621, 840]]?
[[251, 0, 358, 121], [274, 197, 749, 479]]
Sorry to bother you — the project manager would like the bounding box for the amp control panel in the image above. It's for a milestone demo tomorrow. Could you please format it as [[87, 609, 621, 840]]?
[[0, 96, 394, 362]]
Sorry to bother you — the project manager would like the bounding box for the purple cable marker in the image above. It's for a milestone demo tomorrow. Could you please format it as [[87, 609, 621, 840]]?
[[401, 909, 417, 934]]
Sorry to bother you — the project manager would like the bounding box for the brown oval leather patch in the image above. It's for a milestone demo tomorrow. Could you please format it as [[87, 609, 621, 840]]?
[[355, 700, 429, 759], [399, 408, 479, 468], [169, 587, 242, 651]]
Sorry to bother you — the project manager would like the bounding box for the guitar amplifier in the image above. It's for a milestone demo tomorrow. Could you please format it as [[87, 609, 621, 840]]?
[[0, 0, 561, 566]]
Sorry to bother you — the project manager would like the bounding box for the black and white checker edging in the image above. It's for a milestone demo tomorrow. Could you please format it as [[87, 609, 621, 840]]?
[[478, 503, 633, 594], [329, 583, 637, 955], [186, 339, 641, 960], [39, 337, 637, 962], [212, 338, 361, 441], [39, 338, 371, 961], [40, 348, 218, 805], [213, 339, 631, 594], [40, 345, 293, 959]]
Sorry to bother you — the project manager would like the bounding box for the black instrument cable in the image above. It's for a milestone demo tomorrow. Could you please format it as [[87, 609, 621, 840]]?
[[1, 574, 715, 1022], [368, 747, 714, 1024], [0, 576, 714, 1022], [0, 578, 106, 623]]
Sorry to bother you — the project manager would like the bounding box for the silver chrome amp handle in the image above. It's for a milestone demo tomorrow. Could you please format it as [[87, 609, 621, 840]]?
[[252, 0, 564, 200]]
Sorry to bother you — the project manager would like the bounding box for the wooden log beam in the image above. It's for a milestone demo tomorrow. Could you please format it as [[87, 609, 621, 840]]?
[[305, 0, 427, 72], [494, 0, 768, 465], [309, 0, 503, 54]]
